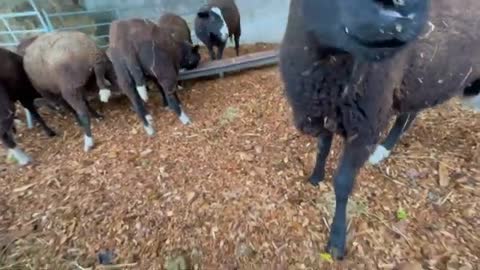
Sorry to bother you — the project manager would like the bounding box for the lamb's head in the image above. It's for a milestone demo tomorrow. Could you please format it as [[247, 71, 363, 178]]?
[[301, 0, 430, 61], [179, 42, 201, 70], [196, 5, 229, 44]]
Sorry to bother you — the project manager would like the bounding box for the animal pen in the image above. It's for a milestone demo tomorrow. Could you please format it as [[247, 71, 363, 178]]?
[[0, 0, 281, 126], [0, 0, 479, 269]]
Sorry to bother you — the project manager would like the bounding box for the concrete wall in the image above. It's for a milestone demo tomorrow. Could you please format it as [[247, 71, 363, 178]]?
[[83, 0, 289, 44]]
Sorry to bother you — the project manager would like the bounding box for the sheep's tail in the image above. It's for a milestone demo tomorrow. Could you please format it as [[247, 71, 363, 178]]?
[[461, 79, 480, 112]]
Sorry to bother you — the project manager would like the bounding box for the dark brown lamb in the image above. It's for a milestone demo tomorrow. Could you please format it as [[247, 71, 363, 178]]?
[[22, 31, 117, 152], [280, 0, 479, 260], [108, 18, 201, 136], [0, 47, 55, 165]]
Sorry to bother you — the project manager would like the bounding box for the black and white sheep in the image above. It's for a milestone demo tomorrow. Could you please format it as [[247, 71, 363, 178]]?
[[108, 18, 201, 135], [194, 0, 241, 60], [280, 0, 479, 259], [22, 31, 117, 152], [0, 47, 55, 165]]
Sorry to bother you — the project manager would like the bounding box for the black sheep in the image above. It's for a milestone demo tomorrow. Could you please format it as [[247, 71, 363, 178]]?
[[280, 0, 479, 260], [0, 47, 55, 165], [194, 0, 241, 60], [108, 18, 201, 135]]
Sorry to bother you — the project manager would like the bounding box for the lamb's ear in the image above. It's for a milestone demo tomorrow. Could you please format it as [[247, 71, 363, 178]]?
[[197, 7, 210, 18], [197, 11, 209, 18]]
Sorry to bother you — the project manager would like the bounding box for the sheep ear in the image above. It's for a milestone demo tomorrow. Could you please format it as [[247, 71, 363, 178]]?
[[197, 10, 210, 18]]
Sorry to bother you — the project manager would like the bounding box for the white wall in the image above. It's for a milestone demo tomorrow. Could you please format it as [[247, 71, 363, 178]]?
[[83, 0, 289, 44], [236, 0, 289, 44]]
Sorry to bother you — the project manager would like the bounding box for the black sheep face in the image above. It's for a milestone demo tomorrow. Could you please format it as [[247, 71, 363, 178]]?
[[180, 43, 201, 70], [196, 6, 229, 45], [302, 0, 430, 61]]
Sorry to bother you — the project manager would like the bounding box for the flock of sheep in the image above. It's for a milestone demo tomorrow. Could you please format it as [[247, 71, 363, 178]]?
[[1, 0, 241, 164], [2, 0, 480, 261]]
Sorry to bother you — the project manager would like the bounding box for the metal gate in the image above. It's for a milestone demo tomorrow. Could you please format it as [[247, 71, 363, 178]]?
[[2, 1, 199, 127], [0, 0, 51, 128], [41, 8, 119, 48], [0, 0, 50, 51]]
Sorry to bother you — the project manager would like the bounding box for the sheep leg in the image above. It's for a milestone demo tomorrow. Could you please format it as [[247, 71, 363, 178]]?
[[57, 99, 82, 125], [113, 59, 154, 136], [309, 132, 333, 185], [234, 35, 240, 56], [121, 79, 153, 136], [368, 112, 417, 165], [152, 81, 168, 107], [95, 53, 113, 103], [207, 46, 217, 60], [217, 42, 226, 60], [25, 108, 56, 137], [129, 90, 154, 136], [62, 89, 94, 152], [2, 132, 31, 166], [159, 88, 168, 107], [36, 92, 64, 112], [126, 59, 148, 103], [177, 81, 185, 91], [161, 80, 191, 125], [327, 140, 369, 260], [84, 97, 104, 120], [0, 88, 31, 165], [19, 99, 56, 137]]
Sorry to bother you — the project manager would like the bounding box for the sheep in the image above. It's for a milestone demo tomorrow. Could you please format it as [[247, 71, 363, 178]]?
[[0, 47, 55, 165], [158, 12, 193, 44], [108, 18, 201, 136], [0, 88, 30, 165], [194, 0, 241, 60], [22, 31, 116, 152], [157, 13, 199, 91], [280, 0, 480, 260], [17, 36, 68, 114]]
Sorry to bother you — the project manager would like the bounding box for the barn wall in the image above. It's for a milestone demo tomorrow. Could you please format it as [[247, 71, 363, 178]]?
[[83, 0, 289, 44]]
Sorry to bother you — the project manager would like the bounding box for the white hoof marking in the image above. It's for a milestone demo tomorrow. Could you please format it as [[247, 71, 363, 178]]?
[[8, 147, 32, 165], [461, 95, 480, 112], [84, 135, 94, 152], [136, 85, 148, 102], [179, 111, 191, 125], [145, 114, 153, 125], [368, 145, 391, 165], [99, 89, 112, 103], [144, 124, 155, 136]]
